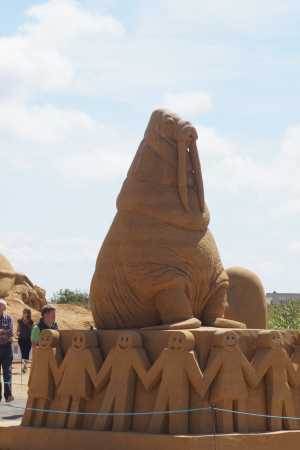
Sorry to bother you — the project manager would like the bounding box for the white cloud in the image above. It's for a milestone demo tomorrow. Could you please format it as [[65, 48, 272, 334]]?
[[0, 101, 96, 144], [161, 91, 212, 118], [0, 0, 124, 99]]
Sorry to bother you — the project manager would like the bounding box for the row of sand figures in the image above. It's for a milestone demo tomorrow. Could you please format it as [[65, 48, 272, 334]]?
[[23, 328, 300, 435]]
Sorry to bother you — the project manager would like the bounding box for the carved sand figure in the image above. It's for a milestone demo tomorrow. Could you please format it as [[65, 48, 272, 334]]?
[[55, 332, 102, 429], [201, 330, 257, 433], [145, 330, 203, 434], [93, 331, 150, 432], [90, 109, 266, 330], [0, 253, 47, 310], [252, 331, 299, 431], [22, 329, 60, 427]]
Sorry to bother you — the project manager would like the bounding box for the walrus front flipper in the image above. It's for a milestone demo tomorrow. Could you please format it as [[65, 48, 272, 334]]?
[[225, 267, 267, 329], [150, 285, 201, 330]]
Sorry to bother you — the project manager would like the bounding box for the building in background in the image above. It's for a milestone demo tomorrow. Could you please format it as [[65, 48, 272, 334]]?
[[266, 292, 300, 305]]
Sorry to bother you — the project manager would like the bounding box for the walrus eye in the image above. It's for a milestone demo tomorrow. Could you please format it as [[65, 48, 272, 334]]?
[[163, 117, 175, 139]]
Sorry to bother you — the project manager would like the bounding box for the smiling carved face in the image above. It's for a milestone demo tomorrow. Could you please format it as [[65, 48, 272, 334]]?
[[117, 331, 142, 350], [224, 332, 238, 347], [257, 331, 282, 348], [72, 333, 86, 351], [213, 330, 239, 348], [167, 331, 195, 352], [40, 330, 54, 348]]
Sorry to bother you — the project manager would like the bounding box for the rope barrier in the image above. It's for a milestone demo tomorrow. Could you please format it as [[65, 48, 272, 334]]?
[[0, 403, 211, 416], [1, 403, 300, 420], [213, 407, 300, 421]]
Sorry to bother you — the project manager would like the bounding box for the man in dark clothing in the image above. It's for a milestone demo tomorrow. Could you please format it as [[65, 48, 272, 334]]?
[[0, 298, 14, 402], [31, 305, 58, 347]]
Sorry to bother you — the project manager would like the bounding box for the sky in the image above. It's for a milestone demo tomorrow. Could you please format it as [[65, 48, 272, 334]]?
[[1, 0, 300, 298]]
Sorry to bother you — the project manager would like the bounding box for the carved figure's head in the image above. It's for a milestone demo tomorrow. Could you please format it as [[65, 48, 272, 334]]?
[[167, 330, 195, 351], [40, 329, 59, 349], [72, 332, 87, 351], [257, 330, 282, 348], [117, 331, 142, 350], [213, 330, 239, 348], [117, 109, 209, 231]]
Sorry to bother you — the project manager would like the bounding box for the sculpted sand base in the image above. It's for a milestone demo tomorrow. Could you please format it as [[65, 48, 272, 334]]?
[[18, 327, 300, 448], [2, 426, 300, 450]]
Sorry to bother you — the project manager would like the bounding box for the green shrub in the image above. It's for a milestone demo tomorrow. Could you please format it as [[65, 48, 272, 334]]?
[[51, 289, 89, 308], [268, 301, 300, 330]]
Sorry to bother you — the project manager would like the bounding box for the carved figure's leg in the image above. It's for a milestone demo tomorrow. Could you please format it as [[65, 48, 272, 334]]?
[[148, 388, 169, 434], [67, 399, 85, 429], [22, 397, 34, 426], [216, 400, 234, 434], [235, 399, 248, 433], [113, 386, 133, 432], [54, 398, 71, 429], [93, 384, 115, 431], [32, 398, 48, 427], [283, 395, 298, 430], [169, 386, 189, 434], [268, 397, 282, 431]]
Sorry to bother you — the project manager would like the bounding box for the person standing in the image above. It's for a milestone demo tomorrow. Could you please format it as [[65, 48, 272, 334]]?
[[31, 305, 58, 347], [17, 308, 33, 373], [0, 298, 14, 402]]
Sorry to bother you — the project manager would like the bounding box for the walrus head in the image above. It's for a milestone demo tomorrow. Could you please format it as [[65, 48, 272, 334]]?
[[117, 109, 209, 231], [143, 109, 205, 213]]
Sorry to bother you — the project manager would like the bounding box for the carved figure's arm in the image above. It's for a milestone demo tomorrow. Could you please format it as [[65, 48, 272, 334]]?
[[185, 351, 204, 396], [291, 347, 300, 373], [49, 351, 62, 386], [95, 350, 114, 391], [285, 352, 299, 388], [144, 350, 166, 391], [239, 349, 259, 388], [251, 349, 272, 385], [201, 348, 222, 397], [132, 348, 151, 388], [85, 350, 104, 388]]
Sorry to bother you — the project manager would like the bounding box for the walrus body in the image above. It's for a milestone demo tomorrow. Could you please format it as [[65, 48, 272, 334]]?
[[90, 110, 267, 330]]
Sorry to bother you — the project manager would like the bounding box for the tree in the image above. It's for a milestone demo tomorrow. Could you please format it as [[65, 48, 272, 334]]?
[[51, 289, 89, 308], [268, 301, 300, 330]]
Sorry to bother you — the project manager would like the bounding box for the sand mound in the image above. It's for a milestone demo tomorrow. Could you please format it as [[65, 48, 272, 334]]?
[[7, 297, 93, 332]]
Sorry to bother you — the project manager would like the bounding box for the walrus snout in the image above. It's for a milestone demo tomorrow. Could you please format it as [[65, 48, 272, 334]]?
[[176, 122, 204, 213], [176, 121, 198, 145]]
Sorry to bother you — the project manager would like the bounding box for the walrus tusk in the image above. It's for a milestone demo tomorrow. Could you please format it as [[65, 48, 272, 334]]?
[[190, 140, 205, 212], [177, 141, 190, 211]]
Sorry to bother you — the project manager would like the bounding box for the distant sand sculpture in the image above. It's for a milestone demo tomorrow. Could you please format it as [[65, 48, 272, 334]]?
[[0, 254, 47, 310]]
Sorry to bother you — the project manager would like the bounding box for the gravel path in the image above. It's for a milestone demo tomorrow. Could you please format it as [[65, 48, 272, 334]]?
[[0, 361, 29, 427]]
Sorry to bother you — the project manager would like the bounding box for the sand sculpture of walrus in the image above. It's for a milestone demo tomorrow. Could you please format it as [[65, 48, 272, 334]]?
[[90, 109, 267, 330]]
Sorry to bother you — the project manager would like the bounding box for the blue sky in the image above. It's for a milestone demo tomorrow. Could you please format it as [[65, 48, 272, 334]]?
[[1, 0, 300, 297]]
